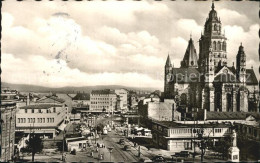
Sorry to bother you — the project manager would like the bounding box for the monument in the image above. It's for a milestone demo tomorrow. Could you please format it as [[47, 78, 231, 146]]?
[[228, 129, 240, 162]]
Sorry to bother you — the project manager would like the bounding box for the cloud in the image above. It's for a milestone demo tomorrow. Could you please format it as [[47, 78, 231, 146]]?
[[1, 1, 258, 88], [1, 53, 163, 89]]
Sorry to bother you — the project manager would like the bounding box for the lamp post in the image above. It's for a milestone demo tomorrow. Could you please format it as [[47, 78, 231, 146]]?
[[107, 146, 114, 162], [62, 129, 66, 162]]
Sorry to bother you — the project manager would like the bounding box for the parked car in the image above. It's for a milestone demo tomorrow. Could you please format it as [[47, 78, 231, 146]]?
[[151, 155, 166, 162], [180, 151, 189, 158], [139, 157, 152, 162], [119, 138, 125, 145], [124, 145, 131, 151]]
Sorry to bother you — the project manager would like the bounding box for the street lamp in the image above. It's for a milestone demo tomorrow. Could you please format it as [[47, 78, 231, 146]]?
[[107, 146, 114, 162], [62, 129, 67, 161]]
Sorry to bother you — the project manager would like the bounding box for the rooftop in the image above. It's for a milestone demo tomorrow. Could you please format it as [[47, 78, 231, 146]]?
[[206, 111, 260, 120], [20, 104, 62, 109], [152, 120, 230, 129], [91, 89, 116, 95], [72, 93, 90, 100]]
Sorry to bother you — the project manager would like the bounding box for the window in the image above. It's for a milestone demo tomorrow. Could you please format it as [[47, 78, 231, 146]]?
[[218, 41, 221, 50], [38, 109, 41, 113], [32, 109, 34, 113], [53, 107, 56, 113], [214, 24, 217, 31], [43, 118, 45, 123], [213, 41, 216, 51], [25, 109, 28, 113], [18, 118, 20, 123], [28, 118, 30, 123]]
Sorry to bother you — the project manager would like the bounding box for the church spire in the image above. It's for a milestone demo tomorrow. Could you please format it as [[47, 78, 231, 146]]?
[[181, 37, 198, 68], [165, 54, 172, 67], [211, 1, 215, 10]]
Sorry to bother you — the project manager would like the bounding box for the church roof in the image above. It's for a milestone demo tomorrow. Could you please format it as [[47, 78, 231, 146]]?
[[214, 67, 258, 85], [172, 68, 201, 83], [181, 38, 198, 68], [246, 69, 258, 85], [205, 112, 260, 121], [213, 73, 239, 83]]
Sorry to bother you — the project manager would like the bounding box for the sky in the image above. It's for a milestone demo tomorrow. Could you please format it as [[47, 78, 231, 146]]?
[[1, 0, 259, 90]]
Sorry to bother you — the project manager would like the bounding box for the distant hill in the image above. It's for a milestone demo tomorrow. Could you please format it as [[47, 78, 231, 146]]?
[[1, 82, 162, 94]]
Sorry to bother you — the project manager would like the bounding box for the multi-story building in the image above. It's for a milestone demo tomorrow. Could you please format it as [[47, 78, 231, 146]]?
[[90, 89, 117, 113], [115, 89, 128, 113], [1, 101, 16, 162], [164, 2, 258, 113], [16, 103, 67, 138], [151, 120, 232, 152]]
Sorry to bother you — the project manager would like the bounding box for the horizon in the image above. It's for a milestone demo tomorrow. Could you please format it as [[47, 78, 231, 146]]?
[[2, 1, 259, 89]]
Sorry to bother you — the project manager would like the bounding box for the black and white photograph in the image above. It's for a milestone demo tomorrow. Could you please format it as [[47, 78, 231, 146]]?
[[1, 0, 259, 162]]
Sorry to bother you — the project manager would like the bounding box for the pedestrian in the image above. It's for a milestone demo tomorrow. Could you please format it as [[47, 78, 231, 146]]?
[[91, 151, 94, 157]]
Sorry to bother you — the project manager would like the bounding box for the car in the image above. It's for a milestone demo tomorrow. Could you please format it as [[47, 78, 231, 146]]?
[[124, 145, 131, 151], [119, 138, 125, 145], [180, 151, 189, 158], [139, 157, 152, 162], [151, 155, 166, 162]]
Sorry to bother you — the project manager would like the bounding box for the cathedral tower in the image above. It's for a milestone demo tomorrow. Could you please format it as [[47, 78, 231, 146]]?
[[164, 54, 173, 98], [198, 2, 227, 76], [236, 43, 246, 83]]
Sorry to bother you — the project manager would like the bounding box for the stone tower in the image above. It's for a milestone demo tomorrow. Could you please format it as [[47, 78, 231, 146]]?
[[164, 54, 174, 99], [198, 2, 227, 75], [236, 43, 247, 83]]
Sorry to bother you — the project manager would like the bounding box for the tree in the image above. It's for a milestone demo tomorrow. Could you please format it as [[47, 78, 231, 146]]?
[[213, 136, 232, 160], [25, 134, 43, 162]]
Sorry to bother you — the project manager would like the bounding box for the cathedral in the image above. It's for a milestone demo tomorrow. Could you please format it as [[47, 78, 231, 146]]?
[[164, 3, 259, 113]]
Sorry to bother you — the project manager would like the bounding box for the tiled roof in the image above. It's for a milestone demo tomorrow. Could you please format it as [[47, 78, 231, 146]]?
[[20, 104, 62, 109], [172, 68, 201, 83], [180, 38, 198, 68], [206, 112, 260, 120], [37, 95, 65, 103], [72, 93, 90, 100], [91, 89, 115, 95], [227, 66, 236, 74], [246, 69, 258, 85]]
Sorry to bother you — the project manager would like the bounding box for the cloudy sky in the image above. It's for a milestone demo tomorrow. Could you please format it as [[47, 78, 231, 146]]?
[[2, 0, 259, 90]]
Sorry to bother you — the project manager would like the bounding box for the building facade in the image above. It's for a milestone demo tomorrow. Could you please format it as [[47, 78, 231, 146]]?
[[151, 121, 232, 152], [115, 89, 128, 113], [0, 102, 16, 162], [164, 3, 259, 113], [90, 89, 117, 113], [16, 95, 68, 138]]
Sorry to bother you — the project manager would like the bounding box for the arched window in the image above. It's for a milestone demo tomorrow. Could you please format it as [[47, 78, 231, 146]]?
[[214, 24, 217, 31], [213, 41, 216, 51], [222, 41, 226, 51], [218, 41, 221, 50]]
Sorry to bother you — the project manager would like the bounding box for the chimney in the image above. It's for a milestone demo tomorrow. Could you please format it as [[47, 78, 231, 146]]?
[[204, 109, 207, 121], [26, 94, 30, 106]]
